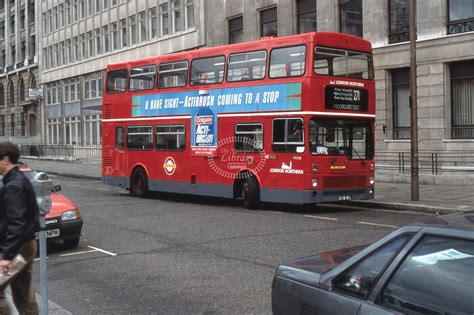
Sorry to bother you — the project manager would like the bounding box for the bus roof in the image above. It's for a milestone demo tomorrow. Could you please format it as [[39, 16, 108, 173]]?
[[107, 32, 372, 71]]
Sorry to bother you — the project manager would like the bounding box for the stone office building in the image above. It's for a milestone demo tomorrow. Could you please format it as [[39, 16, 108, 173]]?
[[40, 0, 474, 179], [0, 0, 40, 144]]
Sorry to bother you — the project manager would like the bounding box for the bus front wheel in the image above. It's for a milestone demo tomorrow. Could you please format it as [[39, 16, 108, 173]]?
[[241, 176, 259, 209], [131, 168, 149, 198]]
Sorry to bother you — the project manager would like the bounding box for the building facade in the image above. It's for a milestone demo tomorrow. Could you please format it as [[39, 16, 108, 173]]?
[[0, 0, 40, 144], [39, 0, 474, 177]]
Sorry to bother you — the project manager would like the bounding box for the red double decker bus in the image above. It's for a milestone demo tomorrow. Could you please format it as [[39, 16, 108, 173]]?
[[102, 32, 375, 208]]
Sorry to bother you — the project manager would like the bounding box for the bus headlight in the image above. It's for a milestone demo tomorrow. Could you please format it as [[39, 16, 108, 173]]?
[[369, 177, 375, 185], [61, 210, 78, 221], [312, 178, 318, 188]]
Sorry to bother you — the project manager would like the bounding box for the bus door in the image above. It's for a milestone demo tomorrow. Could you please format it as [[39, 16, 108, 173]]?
[[115, 126, 126, 178]]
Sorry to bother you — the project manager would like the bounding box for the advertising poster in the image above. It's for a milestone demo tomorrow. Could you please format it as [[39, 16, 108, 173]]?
[[191, 107, 217, 156]]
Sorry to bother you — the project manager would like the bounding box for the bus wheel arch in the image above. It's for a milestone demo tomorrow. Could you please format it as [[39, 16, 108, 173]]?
[[130, 165, 149, 198], [234, 171, 260, 209]]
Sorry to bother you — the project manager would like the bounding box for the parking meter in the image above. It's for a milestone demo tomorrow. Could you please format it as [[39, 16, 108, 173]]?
[[31, 171, 52, 315], [31, 172, 53, 215]]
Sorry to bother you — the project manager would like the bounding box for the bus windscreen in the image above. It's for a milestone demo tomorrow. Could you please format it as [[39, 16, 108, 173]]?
[[309, 118, 373, 160]]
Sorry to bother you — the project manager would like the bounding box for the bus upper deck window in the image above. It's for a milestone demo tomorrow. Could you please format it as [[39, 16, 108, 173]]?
[[314, 47, 373, 80], [106, 69, 128, 93], [158, 61, 188, 88], [190, 56, 225, 86], [269, 45, 306, 79], [227, 50, 267, 82], [129, 65, 156, 91]]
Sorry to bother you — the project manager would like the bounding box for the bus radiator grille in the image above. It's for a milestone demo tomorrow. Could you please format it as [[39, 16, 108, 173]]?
[[323, 176, 366, 188]]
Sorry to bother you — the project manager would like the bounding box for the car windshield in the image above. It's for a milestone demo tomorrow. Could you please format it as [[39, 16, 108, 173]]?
[[309, 118, 373, 160]]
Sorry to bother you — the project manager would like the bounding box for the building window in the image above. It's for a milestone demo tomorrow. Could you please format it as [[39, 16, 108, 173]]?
[[19, 79, 25, 102], [297, 0, 317, 34], [59, 4, 65, 28], [130, 16, 137, 45], [448, 0, 474, 34], [46, 82, 60, 105], [172, 0, 181, 32], [451, 61, 474, 139], [64, 116, 81, 145], [20, 112, 26, 137], [150, 8, 158, 39], [74, 36, 80, 61], [139, 11, 147, 42], [121, 19, 127, 47], [160, 3, 169, 36], [95, 28, 101, 55], [340, 0, 363, 37], [389, 0, 409, 43], [392, 68, 411, 139], [228, 16, 243, 44], [103, 26, 109, 53], [10, 114, 15, 137], [260, 7, 277, 37], [8, 82, 14, 105], [83, 114, 102, 145], [0, 115, 5, 137], [47, 118, 61, 144], [111, 22, 118, 50], [185, 0, 194, 29], [0, 85, 3, 106], [81, 34, 87, 59], [87, 31, 94, 57]]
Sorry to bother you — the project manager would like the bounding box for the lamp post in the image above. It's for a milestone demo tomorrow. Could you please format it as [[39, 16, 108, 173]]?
[[409, 0, 419, 201]]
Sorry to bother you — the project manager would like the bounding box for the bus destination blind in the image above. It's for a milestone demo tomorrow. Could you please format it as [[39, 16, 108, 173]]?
[[325, 85, 368, 112]]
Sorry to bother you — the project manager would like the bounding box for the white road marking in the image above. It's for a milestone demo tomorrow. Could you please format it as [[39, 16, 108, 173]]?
[[59, 250, 98, 257], [357, 221, 398, 228], [33, 257, 48, 261], [87, 245, 117, 256], [304, 215, 339, 221]]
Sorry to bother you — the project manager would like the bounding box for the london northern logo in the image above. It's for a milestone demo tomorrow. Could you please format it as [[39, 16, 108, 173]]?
[[163, 157, 177, 175]]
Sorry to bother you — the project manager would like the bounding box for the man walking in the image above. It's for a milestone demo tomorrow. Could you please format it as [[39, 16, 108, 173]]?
[[0, 142, 39, 315]]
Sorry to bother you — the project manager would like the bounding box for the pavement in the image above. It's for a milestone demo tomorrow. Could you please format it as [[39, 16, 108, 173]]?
[[21, 157, 474, 214]]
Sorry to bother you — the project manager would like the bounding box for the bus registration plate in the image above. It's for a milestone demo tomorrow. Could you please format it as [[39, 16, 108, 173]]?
[[338, 195, 352, 201]]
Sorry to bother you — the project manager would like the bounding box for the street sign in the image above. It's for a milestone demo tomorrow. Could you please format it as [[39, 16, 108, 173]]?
[[28, 88, 43, 99]]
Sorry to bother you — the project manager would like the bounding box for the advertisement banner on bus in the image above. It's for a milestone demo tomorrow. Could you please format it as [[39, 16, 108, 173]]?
[[191, 107, 218, 156], [131, 83, 302, 117]]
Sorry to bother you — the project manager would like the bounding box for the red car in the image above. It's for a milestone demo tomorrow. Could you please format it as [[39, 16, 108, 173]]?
[[0, 167, 83, 249]]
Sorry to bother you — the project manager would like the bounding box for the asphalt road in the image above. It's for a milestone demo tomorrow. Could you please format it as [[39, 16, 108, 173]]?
[[34, 176, 433, 314]]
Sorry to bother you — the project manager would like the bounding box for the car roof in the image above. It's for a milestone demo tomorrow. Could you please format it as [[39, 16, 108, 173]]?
[[415, 211, 474, 231]]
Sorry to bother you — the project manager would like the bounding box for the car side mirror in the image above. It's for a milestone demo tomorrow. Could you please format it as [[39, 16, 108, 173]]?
[[52, 184, 62, 192]]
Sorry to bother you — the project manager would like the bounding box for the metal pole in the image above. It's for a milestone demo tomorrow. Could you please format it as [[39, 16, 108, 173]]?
[[39, 215, 48, 315], [409, 0, 419, 201]]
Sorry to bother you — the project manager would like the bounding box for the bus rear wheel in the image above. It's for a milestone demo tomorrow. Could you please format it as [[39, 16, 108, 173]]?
[[241, 175, 259, 209], [131, 168, 149, 198]]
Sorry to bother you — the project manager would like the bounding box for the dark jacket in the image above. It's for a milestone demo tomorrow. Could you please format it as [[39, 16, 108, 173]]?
[[0, 167, 40, 260]]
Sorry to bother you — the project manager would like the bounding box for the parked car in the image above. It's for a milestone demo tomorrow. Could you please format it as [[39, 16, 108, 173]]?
[[272, 212, 474, 315], [0, 167, 83, 249]]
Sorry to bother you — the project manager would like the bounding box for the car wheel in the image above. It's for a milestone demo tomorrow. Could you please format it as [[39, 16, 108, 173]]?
[[63, 237, 80, 249], [241, 175, 259, 209], [131, 168, 149, 198]]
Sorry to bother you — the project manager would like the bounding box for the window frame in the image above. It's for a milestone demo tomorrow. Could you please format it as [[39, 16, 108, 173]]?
[[339, 0, 363, 37], [155, 124, 186, 151], [388, 0, 409, 44], [272, 117, 305, 153], [447, 0, 474, 35], [157, 60, 189, 89], [128, 64, 157, 92], [259, 6, 278, 37], [234, 123, 264, 153], [106, 68, 128, 94], [269, 44, 307, 79], [226, 49, 267, 83], [228, 15, 243, 44], [126, 125, 153, 151], [189, 55, 226, 86]]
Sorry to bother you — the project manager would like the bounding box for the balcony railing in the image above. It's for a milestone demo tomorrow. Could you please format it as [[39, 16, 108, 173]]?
[[448, 18, 474, 34], [389, 30, 409, 44], [452, 126, 474, 139]]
